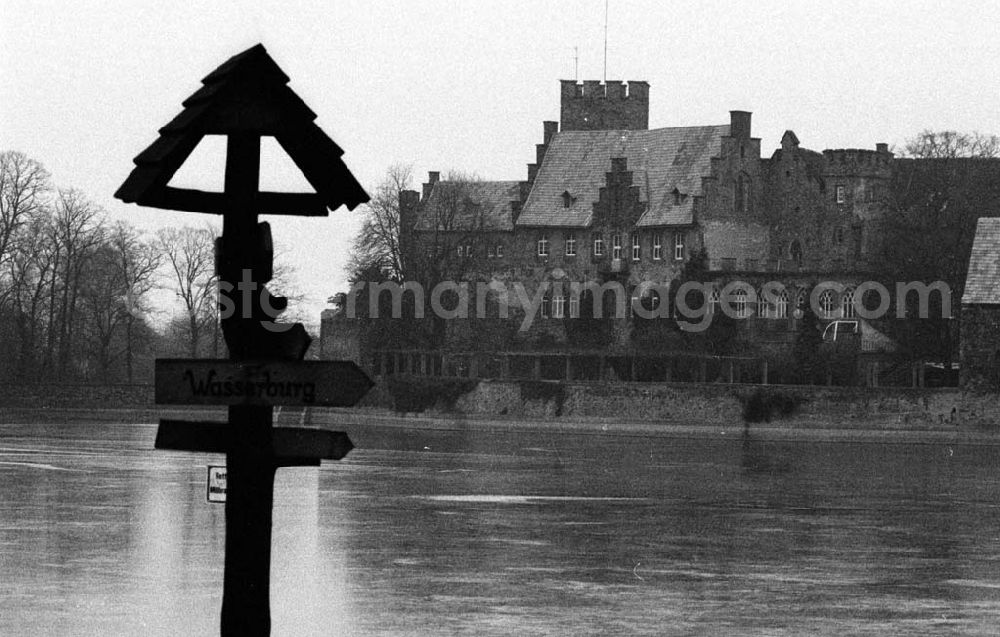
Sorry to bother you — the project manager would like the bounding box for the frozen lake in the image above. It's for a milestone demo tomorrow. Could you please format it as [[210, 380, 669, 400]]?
[[3, 415, 1000, 635]]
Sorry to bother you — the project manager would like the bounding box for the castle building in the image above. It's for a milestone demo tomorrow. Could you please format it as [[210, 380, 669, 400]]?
[[398, 80, 903, 356]]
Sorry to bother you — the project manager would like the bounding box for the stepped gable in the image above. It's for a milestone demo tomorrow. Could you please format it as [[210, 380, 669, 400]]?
[[516, 125, 727, 228], [416, 180, 522, 231], [115, 43, 368, 215]]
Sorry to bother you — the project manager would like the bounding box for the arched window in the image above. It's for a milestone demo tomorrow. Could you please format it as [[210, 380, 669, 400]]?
[[735, 173, 752, 213], [790, 240, 803, 267], [552, 292, 565, 319], [734, 288, 748, 319], [842, 287, 856, 318], [540, 293, 551, 318], [758, 287, 770, 318], [795, 288, 808, 315], [708, 287, 721, 315], [819, 289, 835, 318], [776, 289, 789, 319], [637, 287, 660, 313]]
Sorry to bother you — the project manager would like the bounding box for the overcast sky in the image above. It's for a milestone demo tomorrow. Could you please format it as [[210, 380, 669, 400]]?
[[4, 0, 1000, 322]]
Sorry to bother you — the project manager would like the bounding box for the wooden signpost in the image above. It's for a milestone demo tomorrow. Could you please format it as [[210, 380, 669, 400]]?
[[154, 359, 374, 407], [116, 44, 370, 637]]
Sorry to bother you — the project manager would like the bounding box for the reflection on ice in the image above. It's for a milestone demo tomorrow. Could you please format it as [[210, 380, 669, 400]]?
[[3, 420, 1000, 636]]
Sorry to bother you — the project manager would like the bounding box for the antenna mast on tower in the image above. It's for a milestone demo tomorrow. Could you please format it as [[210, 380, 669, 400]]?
[[603, 0, 608, 83]]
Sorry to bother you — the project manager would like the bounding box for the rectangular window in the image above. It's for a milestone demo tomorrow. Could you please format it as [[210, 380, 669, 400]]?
[[537, 234, 549, 257], [552, 294, 565, 318], [631, 233, 640, 261], [465, 245, 472, 257], [565, 233, 576, 256], [487, 245, 495, 258], [593, 233, 604, 256], [652, 233, 662, 260], [673, 232, 684, 260], [836, 185, 846, 204], [569, 294, 579, 318], [540, 294, 550, 318], [496, 244, 504, 258], [612, 233, 622, 260], [456, 245, 464, 257]]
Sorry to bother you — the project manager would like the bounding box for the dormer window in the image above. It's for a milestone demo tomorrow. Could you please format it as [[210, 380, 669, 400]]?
[[561, 191, 574, 208], [672, 188, 681, 205]]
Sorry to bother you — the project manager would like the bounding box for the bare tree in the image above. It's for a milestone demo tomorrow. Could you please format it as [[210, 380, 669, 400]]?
[[79, 222, 161, 381], [0, 151, 51, 309], [411, 170, 489, 287], [884, 130, 1000, 363], [902, 130, 1000, 159], [49, 189, 104, 378], [112, 223, 162, 381], [347, 163, 412, 282], [6, 208, 56, 379], [157, 225, 217, 358]]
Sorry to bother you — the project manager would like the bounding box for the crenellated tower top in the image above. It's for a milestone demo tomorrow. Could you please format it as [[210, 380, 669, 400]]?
[[559, 80, 649, 131]]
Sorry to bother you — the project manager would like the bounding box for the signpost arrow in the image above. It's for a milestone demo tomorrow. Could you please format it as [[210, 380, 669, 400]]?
[[154, 359, 374, 407], [155, 420, 354, 464]]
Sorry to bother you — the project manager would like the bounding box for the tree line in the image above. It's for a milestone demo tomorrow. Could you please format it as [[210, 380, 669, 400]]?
[[0, 150, 304, 384]]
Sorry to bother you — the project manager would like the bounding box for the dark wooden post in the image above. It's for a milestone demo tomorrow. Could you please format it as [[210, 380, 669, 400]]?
[[219, 133, 275, 637], [533, 355, 542, 379], [762, 359, 769, 385], [564, 354, 573, 381]]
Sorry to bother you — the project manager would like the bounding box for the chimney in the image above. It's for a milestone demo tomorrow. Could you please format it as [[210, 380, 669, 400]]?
[[730, 111, 752, 139], [876, 143, 888, 153]]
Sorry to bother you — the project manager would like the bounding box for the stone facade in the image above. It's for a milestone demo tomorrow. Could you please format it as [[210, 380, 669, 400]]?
[[959, 304, 1000, 390], [391, 79, 973, 363]]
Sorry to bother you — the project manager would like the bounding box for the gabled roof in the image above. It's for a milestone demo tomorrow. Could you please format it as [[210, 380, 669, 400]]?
[[963, 217, 1000, 304], [115, 44, 368, 215], [516, 125, 727, 228], [416, 180, 521, 231]]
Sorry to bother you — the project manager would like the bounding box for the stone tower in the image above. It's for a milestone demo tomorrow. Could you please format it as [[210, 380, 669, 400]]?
[[559, 80, 649, 131]]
